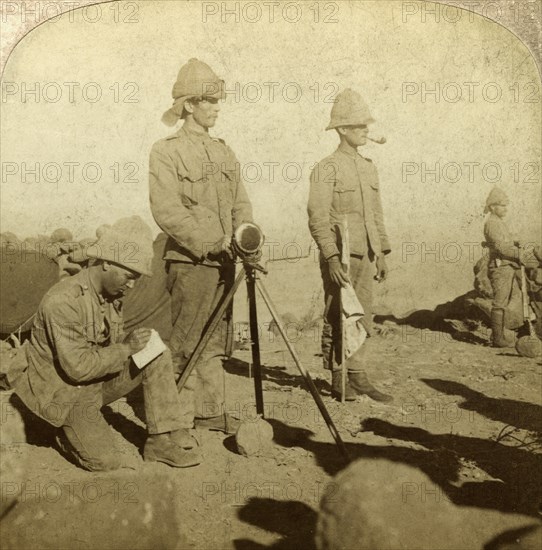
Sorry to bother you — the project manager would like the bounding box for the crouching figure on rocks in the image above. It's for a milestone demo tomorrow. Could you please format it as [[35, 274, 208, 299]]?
[[13, 216, 201, 471]]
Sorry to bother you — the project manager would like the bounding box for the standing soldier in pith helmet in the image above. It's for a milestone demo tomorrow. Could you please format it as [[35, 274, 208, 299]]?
[[149, 59, 253, 446], [308, 88, 393, 403]]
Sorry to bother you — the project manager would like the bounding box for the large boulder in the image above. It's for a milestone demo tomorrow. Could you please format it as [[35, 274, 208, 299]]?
[[0, 472, 188, 549], [316, 458, 536, 550], [0, 392, 27, 518]]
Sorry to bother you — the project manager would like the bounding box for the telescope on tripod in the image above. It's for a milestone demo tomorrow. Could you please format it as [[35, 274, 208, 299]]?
[[176, 222, 350, 462]]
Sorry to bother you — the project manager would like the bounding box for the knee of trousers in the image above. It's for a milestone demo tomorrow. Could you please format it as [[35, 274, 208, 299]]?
[[60, 425, 122, 472], [143, 348, 173, 377]]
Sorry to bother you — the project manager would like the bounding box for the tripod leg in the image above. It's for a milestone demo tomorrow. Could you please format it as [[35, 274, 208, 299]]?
[[247, 270, 264, 416], [255, 279, 350, 463], [177, 266, 246, 392], [340, 288, 346, 404]]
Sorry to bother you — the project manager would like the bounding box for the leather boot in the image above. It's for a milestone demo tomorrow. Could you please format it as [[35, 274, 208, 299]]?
[[169, 428, 198, 449], [331, 371, 356, 402], [490, 308, 515, 348], [194, 413, 241, 434], [348, 370, 393, 403], [144, 434, 201, 468]]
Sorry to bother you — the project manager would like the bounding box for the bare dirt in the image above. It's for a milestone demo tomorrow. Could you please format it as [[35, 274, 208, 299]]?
[[1, 314, 541, 549]]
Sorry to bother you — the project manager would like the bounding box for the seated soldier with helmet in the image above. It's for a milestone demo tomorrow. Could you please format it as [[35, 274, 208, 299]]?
[[13, 216, 201, 471]]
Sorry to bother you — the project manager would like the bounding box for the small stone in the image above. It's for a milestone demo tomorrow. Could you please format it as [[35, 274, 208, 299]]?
[[235, 415, 274, 457]]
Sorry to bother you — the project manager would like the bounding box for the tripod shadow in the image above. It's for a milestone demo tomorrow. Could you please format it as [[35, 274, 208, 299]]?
[[422, 378, 542, 434], [265, 417, 542, 517], [224, 357, 330, 394], [233, 498, 317, 550]]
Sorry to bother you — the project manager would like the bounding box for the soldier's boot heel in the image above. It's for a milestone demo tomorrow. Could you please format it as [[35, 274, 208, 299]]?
[[348, 370, 393, 403], [331, 370, 357, 402], [490, 308, 515, 348]]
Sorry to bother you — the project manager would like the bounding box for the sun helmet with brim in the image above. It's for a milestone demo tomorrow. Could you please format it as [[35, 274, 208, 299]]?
[[162, 58, 225, 126], [85, 216, 154, 277], [484, 186, 510, 214], [326, 88, 375, 131]]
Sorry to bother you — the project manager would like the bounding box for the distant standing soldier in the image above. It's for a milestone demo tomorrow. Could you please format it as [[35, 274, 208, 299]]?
[[149, 59, 253, 443], [308, 89, 393, 403], [483, 187, 525, 347]]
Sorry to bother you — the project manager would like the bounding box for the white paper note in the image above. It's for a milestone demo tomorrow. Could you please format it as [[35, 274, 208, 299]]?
[[131, 329, 167, 369]]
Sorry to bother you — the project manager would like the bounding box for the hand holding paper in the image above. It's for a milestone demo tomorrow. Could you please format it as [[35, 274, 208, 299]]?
[[131, 329, 167, 369]]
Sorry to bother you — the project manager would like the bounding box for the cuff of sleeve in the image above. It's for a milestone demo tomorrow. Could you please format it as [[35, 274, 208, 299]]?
[[380, 238, 391, 254], [321, 243, 340, 260], [176, 232, 207, 261]]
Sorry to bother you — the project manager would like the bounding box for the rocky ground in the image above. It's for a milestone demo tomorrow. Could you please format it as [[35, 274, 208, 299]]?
[[1, 318, 541, 549]]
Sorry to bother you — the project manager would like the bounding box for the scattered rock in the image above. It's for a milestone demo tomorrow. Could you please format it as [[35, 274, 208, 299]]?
[[516, 335, 541, 358], [236, 416, 274, 457]]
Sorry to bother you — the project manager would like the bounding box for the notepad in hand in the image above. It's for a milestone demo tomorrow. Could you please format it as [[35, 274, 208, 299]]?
[[132, 329, 167, 369]]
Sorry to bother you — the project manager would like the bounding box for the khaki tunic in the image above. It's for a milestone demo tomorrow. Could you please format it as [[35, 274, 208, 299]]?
[[15, 269, 130, 427], [308, 147, 391, 260], [149, 126, 253, 264], [148, 124, 253, 425], [483, 213, 520, 309], [483, 214, 520, 267], [308, 146, 391, 371]]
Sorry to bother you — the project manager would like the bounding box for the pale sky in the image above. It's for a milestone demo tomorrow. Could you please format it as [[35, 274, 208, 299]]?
[[1, 1, 540, 313]]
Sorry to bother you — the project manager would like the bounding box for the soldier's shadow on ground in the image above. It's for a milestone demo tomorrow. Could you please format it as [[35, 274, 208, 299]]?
[[233, 498, 317, 550], [224, 357, 330, 394], [422, 378, 542, 434], [265, 409, 542, 519], [483, 524, 542, 550]]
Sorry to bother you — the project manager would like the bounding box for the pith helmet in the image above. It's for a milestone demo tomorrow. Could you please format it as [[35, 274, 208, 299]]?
[[326, 89, 375, 131], [162, 58, 225, 126], [86, 216, 154, 276], [484, 187, 509, 214]]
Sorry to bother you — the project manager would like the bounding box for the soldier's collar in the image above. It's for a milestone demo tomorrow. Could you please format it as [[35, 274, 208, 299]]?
[[181, 125, 212, 143], [336, 145, 359, 159], [80, 268, 108, 305], [88, 271, 106, 305], [336, 146, 370, 162]]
